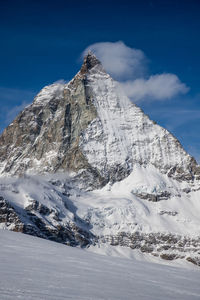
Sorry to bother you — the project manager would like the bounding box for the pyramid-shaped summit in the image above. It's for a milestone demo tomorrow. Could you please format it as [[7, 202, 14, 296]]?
[[80, 51, 102, 74], [0, 53, 199, 188]]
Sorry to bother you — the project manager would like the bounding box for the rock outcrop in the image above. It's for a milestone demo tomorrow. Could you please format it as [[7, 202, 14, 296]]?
[[0, 193, 94, 247]]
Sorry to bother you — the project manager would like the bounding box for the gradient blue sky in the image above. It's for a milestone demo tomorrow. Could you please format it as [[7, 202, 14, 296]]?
[[0, 0, 200, 160]]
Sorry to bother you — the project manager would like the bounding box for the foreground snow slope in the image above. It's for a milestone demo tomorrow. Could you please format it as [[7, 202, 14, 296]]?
[[0, 230, 200, 300]]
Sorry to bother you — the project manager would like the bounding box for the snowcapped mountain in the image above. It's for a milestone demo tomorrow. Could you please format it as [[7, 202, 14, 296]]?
[[1, 52, 199, 183], [1, 52, 200, 266]]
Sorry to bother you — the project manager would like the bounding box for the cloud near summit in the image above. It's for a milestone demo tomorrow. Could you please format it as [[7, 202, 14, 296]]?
[[121, 73, 189, 102], [83, 41, 189, 102], [83, 41, 147, 81]]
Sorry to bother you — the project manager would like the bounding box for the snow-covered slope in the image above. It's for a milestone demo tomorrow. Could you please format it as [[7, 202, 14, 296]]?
[[80, 63, 199, 182], [1, 230, 200, 300], [1, 171, 200, 265], [1, 52, 200, 266]]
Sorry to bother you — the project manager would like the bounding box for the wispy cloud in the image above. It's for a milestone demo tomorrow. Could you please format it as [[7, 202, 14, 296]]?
[[0, 87, 35, 103], [53, 79, 68, 85], [83, 41, 189, 102], [147, 108, 200, 131], [121, 74, 189, 102], [4, 101, 31, 124], [83, 41, 147, 81], [0, 87, 35, 133]]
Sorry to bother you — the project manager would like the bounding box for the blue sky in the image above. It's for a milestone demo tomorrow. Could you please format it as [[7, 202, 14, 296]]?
[[0, 0, 200, 160]]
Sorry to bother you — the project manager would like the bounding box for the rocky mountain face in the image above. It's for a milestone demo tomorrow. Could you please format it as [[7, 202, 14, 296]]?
[[1, 53, 200, 266], [0, 54, 104, 188], [1, 52, 200, 183]]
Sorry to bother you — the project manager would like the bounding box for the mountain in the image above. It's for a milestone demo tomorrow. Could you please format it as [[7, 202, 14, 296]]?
[[1, 52, 200, 266], [1, 52, 200, 183]]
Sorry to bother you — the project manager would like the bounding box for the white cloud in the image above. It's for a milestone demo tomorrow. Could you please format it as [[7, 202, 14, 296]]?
[[0, 87, 35, 133], [83, 41, 147, 80], [53, 79, 67, 85], [83, 41, 189, 102], [120, 73, 189, 102], [0, 87, 35, 102], [5, 101, 31, 124]]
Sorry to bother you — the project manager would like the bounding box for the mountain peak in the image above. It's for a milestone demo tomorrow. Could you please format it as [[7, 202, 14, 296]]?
[[0, 50, 199, 184], [80, 51, 101, 74]]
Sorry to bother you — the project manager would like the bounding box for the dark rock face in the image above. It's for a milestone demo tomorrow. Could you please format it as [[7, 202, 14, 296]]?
[[25, 200, 51, 215], [186, 256, 200, 266], [0, 195, 95, 247], [23, 218, 93, 248], [0, 196, 23, 232], [0, 58, 105, 189], [80, 51, 102, 75], [159, 210, 178, 216], [133, 191, 171, 202], [99, 232, 200, 265]]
